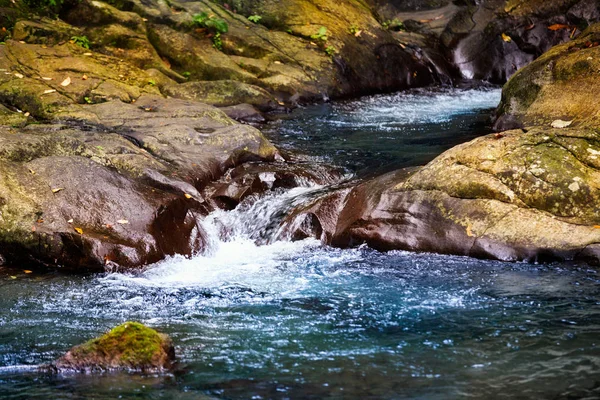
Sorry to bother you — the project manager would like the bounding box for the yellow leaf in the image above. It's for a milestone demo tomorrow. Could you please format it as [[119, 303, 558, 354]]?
[[594, 225, 600, 229], [501, 33, 512, 42], [42, 89, 56, 95], [67, 218, 74, 223], [41, 77, 53, 81], [184, 193, 192, 199], [10, 276, 17, 280], [466, 224, 475, 237], [117, 219, 129, 224], [60, 77, 71, 87], [51, 187, 64, 193], [74, 227, 83, 234], [82, 74, 88, 80], [354, 30, 362, 37], [23, 270, 32, 274], [14, 73, 23, 79]]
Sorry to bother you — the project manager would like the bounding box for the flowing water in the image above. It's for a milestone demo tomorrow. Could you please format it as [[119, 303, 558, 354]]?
[[2, 87, 600, 400]]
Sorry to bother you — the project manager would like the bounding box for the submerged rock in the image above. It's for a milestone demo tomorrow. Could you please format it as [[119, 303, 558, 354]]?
[[52, 322, 175, 373]]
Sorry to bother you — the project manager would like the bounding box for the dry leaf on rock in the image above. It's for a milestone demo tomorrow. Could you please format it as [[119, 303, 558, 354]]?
[[61, 77, 71, 86], [551, 119, 573, 128]]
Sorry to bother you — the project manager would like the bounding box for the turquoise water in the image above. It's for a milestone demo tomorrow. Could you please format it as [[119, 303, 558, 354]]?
[[2, 88, 599, 399]]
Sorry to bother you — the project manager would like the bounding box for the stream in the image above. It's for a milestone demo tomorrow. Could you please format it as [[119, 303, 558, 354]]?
[[1, 87, 600, 400]]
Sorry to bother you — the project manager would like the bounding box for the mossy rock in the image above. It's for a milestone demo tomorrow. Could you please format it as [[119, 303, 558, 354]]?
[[496, 23, 600, 130], [53, 322, 175, 372]]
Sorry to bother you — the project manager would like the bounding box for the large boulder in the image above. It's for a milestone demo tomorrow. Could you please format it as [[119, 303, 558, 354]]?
[[0, 94, 278, 271], [52, 322, 175, 373], [495, 22, 600, 130], [285, 126, 600, 264]]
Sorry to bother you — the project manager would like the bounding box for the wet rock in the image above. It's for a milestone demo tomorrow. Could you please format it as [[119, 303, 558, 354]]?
[[0, 95, 278, 271], [52, 322, 175, 373], [495, 22, 600, 130], [203, 161, 345, 210], [220, 103, 265, 123], [444, 0, 600, 83], [323, 128, 600, 264]]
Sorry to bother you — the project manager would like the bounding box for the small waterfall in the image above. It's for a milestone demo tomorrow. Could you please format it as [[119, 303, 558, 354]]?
[[202, 184, 331, 249]]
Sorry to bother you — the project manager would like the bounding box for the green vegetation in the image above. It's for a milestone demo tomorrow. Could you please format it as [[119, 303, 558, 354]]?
[[69, 322, 168, 367], [182, 71, 191, 78], [71, 35, 90, 49], [192, 12, 228, 50], [325, 45, 336, 56], [382, 19, 405, 31], [23, 0, 63, 14], [348, 25, 361, 35], [247, 15, 262, 24], [310, 26, 328, 42], [147, 79, 156, 86]]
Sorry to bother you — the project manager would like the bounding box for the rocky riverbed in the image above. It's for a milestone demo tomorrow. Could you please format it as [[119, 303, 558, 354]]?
[[0, 0, 600, 271]]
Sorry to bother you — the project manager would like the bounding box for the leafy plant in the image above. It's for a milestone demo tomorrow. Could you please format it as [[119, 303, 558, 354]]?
[[182, 71, 191, 78], [147, 79, 156, 86], [310, 26, 328, 42], [324, 45, 336, 56], [83, 97, 93, 104], [382, 19, 405, 31], [247, 15, 262, 24], [193, 12, 228, 34], [212, 32, 223, 50], [348, 25, 360, 35], [71, 35, 90, 49], [193, 12, 228, 50]]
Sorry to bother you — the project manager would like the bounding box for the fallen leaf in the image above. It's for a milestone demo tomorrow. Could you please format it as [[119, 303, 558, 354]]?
[[117, 219, 129, 224], [548, 24, 571, 31], [466, 225, 475, 237], [354, 30, 362, 37], [60, 77, 71, 86], [10, 276, 17, 280], [67, 218, 73, 223], [501, 33, 512, 42], [551, 119, 573, 128], [74, 227, 83, 234], [594, 225, 600, 229], [14, 73, 23, 78], [36, 218, 44, 223], [184, 193, 192, 199], [51, 187, 64, 193], [24, 112, 30, 117], [42, 89, 57, 95], [41, 77, 53, 81], [23, 270, 32, 274], [274, 61, 282, 64], [28, 168, 35, 175], [83, 52, 92, 56], [82, 74, 88, 80]]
